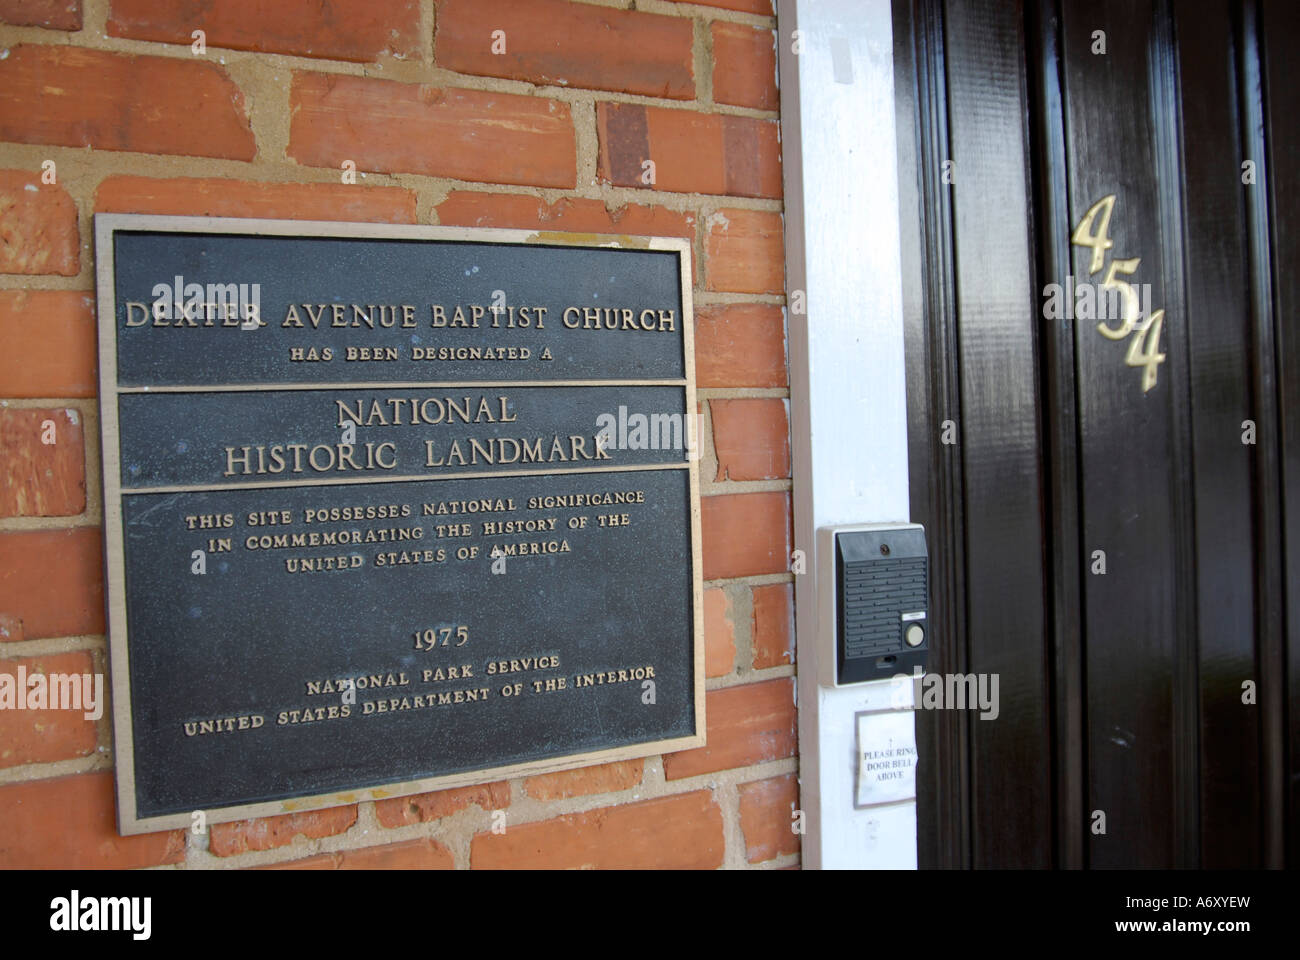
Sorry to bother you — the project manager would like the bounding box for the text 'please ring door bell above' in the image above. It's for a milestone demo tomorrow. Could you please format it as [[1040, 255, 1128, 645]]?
[[817, 523, 929, 687]]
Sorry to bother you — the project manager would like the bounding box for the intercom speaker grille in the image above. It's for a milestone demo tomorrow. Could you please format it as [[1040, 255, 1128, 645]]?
[[841, 557, 927, 660]]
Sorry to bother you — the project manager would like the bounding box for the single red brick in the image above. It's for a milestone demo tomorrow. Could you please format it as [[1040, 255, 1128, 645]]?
[[701, 491, 791, 580], [0, 650, 99, 769], [703, 587, 735, 678], [0, 408, 86, 517], [0, 0, 81, 30], [289, 73, 576, 188], [258, 837, 454, 869], [208, 805, 358, 856], [471, 790, 724, 869], [256, 852, 336, 869], [693, 304, 787, 389], [0, 528, 104, 640], [335, 838, 454, 868], [0, 169, 79, 276], [705, 208, 784, 294], [437, 190, 697, 282], [0, 46, 255, 160], [751, 582, 794, 668], [738, 773, 800, 862], [96, 176, 418, 223], [524, 759, 644, 801], [0, 772, 185, 868], [375, 780, 510, 827], [437, 0, 694, 99], [0, 292, 97, 398], [711, 22, 778, 110], [109, 0, 421, 63], [597, 103, 781, 199], [710, 398, 790, 481], [436, 190, 695, 238], [669, 0, 773, 13], [663, 677, 795, 780]]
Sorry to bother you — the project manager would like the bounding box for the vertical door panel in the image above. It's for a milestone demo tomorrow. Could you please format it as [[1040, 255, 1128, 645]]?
[[1173, 0, 1263, 868], [1059, 0, 1184, 867], [943, 0, 1054, 867], [1259, 0, 1300, 867], [895, 0, 972, 869]]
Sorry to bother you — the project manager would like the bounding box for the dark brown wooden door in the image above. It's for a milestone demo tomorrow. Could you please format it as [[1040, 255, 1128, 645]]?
[[894, 0, 1299, 868]]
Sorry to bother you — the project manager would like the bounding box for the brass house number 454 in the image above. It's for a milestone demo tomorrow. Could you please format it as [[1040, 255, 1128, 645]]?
[[1071, 194, 1166, 393]]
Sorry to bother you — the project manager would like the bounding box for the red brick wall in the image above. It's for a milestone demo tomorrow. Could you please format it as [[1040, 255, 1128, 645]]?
[[0, 0, 794, 869]]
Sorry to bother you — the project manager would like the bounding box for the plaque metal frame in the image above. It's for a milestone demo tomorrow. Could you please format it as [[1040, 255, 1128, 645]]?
[[94, 214, 705, 835]]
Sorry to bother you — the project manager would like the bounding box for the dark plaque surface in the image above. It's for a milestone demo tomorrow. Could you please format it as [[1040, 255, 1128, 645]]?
[[95, 215, 703, 834]]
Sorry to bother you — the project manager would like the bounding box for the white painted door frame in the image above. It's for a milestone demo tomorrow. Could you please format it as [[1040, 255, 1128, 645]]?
[[777, 0, 918, 870]]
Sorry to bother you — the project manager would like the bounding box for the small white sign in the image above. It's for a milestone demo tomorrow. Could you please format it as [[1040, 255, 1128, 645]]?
[[855, 710, 918, 807]]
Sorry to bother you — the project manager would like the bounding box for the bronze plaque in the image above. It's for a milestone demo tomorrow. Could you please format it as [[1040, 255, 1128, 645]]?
[[94, 215, 703, 835]]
